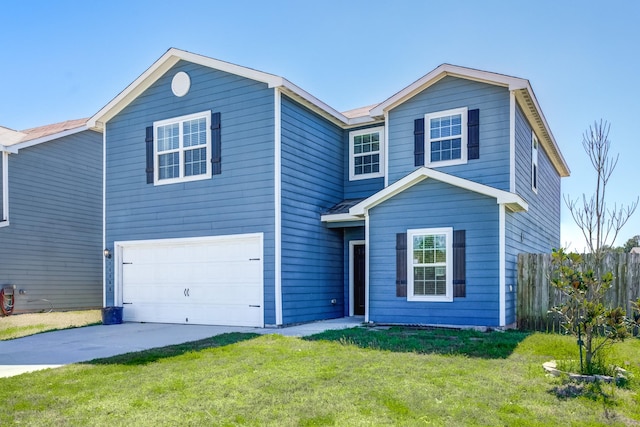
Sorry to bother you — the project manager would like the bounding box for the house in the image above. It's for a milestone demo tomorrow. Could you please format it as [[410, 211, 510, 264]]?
[[89, 48, 569, 328], [0, 120, 103, 313], [631, 247, 640, 254]]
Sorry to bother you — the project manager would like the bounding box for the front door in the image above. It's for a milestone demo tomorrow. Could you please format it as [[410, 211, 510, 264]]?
[[353, 244, 366, 316]]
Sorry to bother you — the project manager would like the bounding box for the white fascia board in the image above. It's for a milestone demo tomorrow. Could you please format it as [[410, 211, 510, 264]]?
[[10, 125, 91, 152], [89, 48, 284, 130], [320, 213, 363, 222], [350, 167, 528, 215], [514, 87, 570, 177], [0, 144, 18, 154], [279, 78, 354, 126], [370, 64, 528, 117], [2, 151, 9, 223]]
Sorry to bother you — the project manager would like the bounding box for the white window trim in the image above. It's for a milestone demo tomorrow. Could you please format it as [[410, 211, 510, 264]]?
[[407, 227, 453, 302], [153, 110, 212, 186], [425, 107, 468, 167], [531, 131, 539, 193], [0, 152, 9, 227], [349, 126, 385, 181]]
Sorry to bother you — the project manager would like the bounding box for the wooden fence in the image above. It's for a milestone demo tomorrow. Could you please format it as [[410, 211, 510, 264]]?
[[517, 253, 640, 332]]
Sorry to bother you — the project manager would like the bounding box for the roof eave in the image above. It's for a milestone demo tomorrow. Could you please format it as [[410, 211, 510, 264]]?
[[320, 213, 363, 223], [10, 125, 91, 152], [514, 88, 570, 177], [88, 48, 285, 130], [370, 64, 529, 117], [350, 167, 529, 215]]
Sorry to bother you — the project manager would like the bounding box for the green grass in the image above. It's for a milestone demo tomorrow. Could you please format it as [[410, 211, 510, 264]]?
[[305, 326, 531, 358], [0, 329, 638, 426]]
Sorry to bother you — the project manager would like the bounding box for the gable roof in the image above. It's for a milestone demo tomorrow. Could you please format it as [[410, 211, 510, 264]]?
[[321, 167, 528, 223], [0, 118, 90, 153], [87, 49, 567, 176], [88, 48, 354, 130], [368, 64, 569, 177]]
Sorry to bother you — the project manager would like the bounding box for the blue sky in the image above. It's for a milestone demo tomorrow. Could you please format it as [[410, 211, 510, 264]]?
[[2, 0, 639, 250]]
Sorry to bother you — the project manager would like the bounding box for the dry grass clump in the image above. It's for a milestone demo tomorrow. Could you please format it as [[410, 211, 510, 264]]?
[[0, 310, 101, 340]]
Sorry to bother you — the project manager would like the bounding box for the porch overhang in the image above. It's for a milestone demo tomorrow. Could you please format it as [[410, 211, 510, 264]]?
[[347, 167, 528, 216]]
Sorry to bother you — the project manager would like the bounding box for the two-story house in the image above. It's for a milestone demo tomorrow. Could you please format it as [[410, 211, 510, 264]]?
[[90, 48, 569, 328]]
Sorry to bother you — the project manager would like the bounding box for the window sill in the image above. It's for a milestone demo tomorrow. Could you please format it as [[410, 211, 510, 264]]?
[[0, 220, 10, 228], [154, 173, 211, 186], [407, 295, 453, 303], [349, 172, 384, 182]]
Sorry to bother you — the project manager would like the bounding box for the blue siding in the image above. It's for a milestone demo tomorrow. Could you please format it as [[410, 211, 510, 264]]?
[[504, 104, 562, 324], [387, 76, 511, 190], [368, 179, 501, 326], [280, 95, 344, 324], [104, 61, 277, 324], [344, 124, 385, 199], [0, 131, 103, 312]]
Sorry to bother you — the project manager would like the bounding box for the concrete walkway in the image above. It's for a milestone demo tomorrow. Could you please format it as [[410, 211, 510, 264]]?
[[0, 317, 363, 378]]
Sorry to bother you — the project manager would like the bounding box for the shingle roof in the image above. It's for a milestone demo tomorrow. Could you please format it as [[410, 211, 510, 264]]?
[[19, 118, 89, 143], [341, 104, 378, 119], [322, 198, 366, 215]]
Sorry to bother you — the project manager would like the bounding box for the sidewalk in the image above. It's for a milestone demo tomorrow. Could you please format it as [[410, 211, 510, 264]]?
[[0, 317, 363, 378]]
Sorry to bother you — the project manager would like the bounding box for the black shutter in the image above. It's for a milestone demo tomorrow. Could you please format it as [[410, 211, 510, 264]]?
[[396, 233, 407, 297], [467, 109, 480, 160], [145, 126, 154, 184], [414, 118, 425, 167], [453, 230, 466, 297], [211, 112, 221, 175]]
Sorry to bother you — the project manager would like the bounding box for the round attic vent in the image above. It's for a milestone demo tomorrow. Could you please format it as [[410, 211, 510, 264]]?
[[171, 71, 191, 97]]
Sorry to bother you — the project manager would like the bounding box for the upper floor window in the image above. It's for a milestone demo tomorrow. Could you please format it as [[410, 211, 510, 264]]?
[[425, 107, 468, 167], [349, 126, 385, 181], [531, 131, 539, 193], [154, 111, 212, 185], [407, 227, 453, 302]]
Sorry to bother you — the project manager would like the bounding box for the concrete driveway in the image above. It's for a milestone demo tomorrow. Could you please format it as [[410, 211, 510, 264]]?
[[0, 317, 362, 378]]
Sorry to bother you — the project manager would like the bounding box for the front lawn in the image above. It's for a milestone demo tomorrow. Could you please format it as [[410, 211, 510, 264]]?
[[0, 328, 638, 426], [0, 310, 101, 340]]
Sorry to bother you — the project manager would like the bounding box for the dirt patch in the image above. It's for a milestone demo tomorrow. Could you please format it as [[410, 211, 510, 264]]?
[[0, 310, 101, 340]]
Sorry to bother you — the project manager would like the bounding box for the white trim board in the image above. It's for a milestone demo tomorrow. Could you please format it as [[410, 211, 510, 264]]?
[[499, 205, 506, 326], [0, 152, 8, 226], [274, 88, 283, 326], [349, 167, 528, 216]]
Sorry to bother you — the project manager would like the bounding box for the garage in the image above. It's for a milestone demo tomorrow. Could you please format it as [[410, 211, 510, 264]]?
[[116, 233, 263, 327]]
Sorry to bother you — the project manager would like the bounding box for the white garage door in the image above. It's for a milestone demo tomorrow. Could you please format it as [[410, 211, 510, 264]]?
[[118, 234, 263, 327]]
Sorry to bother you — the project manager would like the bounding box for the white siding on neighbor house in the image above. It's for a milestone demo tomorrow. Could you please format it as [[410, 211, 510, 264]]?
[[0, 131, 103, 312]]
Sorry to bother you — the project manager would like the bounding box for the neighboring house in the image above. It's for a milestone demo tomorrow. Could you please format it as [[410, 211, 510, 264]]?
[[89, 48, 569, 328], [631, 247, 640, 254], [0, 120, 103, 313]]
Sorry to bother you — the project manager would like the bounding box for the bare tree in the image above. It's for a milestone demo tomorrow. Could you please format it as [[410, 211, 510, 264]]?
[[564, 120, 638, 261], [552, 120, 638, 374]]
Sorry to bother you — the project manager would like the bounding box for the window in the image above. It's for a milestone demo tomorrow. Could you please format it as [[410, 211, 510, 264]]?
[[349, 126, 385, 181], [531, 131, 539, 193], [154, 111, 211, 185], [407, 227, 453, 302], [425, 107, 467, 167]]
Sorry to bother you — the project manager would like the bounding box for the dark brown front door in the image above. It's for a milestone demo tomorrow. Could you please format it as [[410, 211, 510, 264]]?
[[353, 244, 366, 315]]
